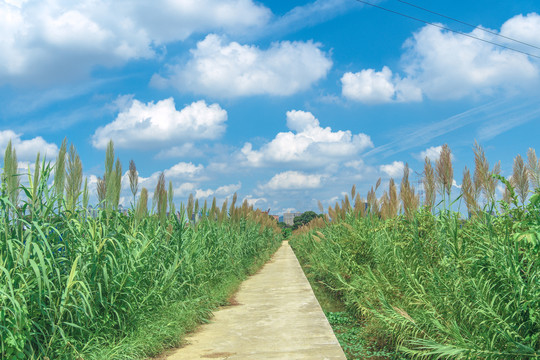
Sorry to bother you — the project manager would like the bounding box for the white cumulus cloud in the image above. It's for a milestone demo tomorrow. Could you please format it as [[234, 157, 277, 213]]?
[[0, 0, 271, 84], [92, 98, 227, 149], [152, 34, 332, 97], [262, 171, 324, 190], [380, 161, 405, 178], [341, 66, 422, 103], [343, 13, 540, 102], [0, 130, 58, 161], [402, 15, 540, 99], [240, 110, 373, 167]]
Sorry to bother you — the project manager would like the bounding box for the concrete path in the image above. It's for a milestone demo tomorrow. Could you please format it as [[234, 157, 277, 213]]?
[[166, 241, 346, 360]]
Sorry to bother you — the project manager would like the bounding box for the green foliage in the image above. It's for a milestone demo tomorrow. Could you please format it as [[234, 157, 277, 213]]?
[[293, 211, 320, 230], [291, 180, 540, 359], [0, 143, 282, 359]]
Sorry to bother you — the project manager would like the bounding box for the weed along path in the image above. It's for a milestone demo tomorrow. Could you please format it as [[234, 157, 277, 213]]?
[[165, 241, 346, 360]]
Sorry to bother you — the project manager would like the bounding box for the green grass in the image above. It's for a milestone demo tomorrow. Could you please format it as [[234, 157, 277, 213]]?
[[0, 147, 282, 359], [291, 184, 540, 359]]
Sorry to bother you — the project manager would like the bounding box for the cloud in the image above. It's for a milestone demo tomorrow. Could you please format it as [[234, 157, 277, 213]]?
[[341, 66, 422, 103], [343, 13, 540, 103], [164, 162, 204, 178], [0, 0, 271, 84], [380, 161, 405, 178], [0, 130, 58, 161], [262, 171, 324, 190], [417, 146, 443, 162], [243, 195, 267, 207], [193, 182, 242, 199], [152, 34, 332, 97], [402, 15, 540, 99], [240, 110, 373, 167], [92, 98, 227, 149]]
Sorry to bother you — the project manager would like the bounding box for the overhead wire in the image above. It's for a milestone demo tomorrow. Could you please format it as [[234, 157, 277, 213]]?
[[397, 0, 540, 51], [354, 0, 540, 59]]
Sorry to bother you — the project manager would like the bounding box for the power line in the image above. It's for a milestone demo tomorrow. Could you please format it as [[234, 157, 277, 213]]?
[[397, 0, 540, 51], [354, 0, 540, 60]]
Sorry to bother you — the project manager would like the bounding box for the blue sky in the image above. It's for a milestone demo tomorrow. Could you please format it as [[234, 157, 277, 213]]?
[[1, 0, 539, 214]]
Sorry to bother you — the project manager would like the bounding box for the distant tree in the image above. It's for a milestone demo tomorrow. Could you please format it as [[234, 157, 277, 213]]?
[[292, 211, 319, 230]]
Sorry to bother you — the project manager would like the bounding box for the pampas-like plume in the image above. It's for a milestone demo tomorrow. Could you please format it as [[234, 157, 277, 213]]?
[[474, 141, 491, 204], [423, 157, 435, 212], [318, 200, 324, 214], [136, 187, 148, 221], [435, 144, 453, 198], [3, 140, 20, 208], [97, 177, 106, 206], [354, 194, 366, 218], [367, 187, 378, 217], [461, 167, 478, 216], [112, 158, 122, 210], [187, 193, 194, 221], [129, 160, 138, 206], [220, 199, 228, 222], [512, 154, 529, 205], [351, 184, 356, 201], [230, 192, 237, 216], [153, 172, 167, 221], [54, 138, 67, 205], [65, 144, 83, 213], [30, 153, 41, 211], [389, 178, 399, 218], [379, 191, 390, 220], [104, 140, 115, 209], [328, 205, 336, 223], [527, 148, 540, 189], [400, 163, 419, 220], [375, 177, 382, 191]]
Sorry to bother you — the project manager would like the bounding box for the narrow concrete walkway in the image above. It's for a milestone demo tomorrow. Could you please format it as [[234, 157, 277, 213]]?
[[166, 241, 346, 360]]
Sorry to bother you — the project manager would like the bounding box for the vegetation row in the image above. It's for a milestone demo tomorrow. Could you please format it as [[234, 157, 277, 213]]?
[[291, 143, 539, 359], [0, 139, 282, 359]]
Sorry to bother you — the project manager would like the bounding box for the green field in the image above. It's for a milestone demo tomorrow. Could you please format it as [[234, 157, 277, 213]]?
[[291, 145, 540, 359], [0, 140, 282, 359]]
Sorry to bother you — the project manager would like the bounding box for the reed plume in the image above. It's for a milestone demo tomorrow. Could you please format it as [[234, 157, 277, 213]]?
[[511, 154, 529, 205], [318, 200, 324, 214], [400, 163, 419, 220], [65, 144, 83, 213], [389, 178, 399, 218], [527, 148, 540, 189], [473, 141, 491, 204], [129, 160, 138, 206], [136, 187, 148, 220], [187, 193, 194, 221], [96, 176, 107, 207], [354, 194, 366, 218], [423, 157, 435, 212], [112, 159, 122, 210], [220, 199, 228, 222], [461, 167, 478, 217], [153, 173, 166, 221], [379, 191, 390, 220], [435, 144, 453, 198], [30, 153, 41, 213], [367, 186, 378, 217], [3, 140, 20, 208], [54, 138, 67, 206]]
